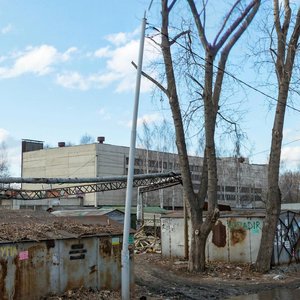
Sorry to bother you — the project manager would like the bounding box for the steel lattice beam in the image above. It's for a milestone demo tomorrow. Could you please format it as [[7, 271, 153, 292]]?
[[0, 172, 182, 200]]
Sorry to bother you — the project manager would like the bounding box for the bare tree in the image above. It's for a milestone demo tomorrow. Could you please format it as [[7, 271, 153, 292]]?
[[255, 0, 300, 273], [80, 133, 94, 145], [0, 142, 10, 188], [280, 170, 300, 203], [142, 0, 260, 271]]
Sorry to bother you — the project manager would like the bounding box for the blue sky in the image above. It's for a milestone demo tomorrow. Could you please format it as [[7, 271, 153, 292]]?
[[0, 0, 300, 176]]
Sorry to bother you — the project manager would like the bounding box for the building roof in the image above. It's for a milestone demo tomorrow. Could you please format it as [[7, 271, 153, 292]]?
[[52, 208, 124, 217], [161, 209, 266, 219], [101, 206, 169, 214], [0, 209, 123, 243]]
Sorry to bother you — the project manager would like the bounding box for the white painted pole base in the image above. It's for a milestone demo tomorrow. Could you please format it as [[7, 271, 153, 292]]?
[[121, 249, 130, 300]]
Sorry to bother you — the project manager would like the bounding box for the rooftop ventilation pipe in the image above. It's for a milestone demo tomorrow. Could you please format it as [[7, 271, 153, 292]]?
[[58, 142, 65, 147], [97, 136, 105, 144]]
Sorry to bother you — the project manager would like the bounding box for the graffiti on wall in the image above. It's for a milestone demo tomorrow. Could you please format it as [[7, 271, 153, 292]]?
[[228, 219, 263, 246], [0, 246, 18, 257], [0, 246, 29, 261], [228, 219, 262, 234]]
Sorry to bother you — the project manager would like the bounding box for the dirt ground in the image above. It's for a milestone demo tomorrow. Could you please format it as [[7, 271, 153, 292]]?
[[133, 253, 300, 299], [45, 253, 300, 300]]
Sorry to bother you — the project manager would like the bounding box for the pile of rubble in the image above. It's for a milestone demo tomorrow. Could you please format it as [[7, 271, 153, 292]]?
[[134, 226, 161, 254], [43, 288, 120, 300], [0, 210, 119, 242]]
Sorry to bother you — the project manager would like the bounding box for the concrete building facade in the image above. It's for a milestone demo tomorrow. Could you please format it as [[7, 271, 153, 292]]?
[[21, 139, 268, 208]]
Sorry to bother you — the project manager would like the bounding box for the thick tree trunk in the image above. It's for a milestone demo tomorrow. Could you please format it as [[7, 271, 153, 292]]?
[[256, 85, 288, 272], [189, 207, 205, 271], [256, 189, 280, 272]]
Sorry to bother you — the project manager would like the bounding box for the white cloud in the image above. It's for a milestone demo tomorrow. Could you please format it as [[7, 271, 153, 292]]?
[[61, 47, 78, 61], [94, 46, 111, 58], [281, 146, 300, 170], [0, 56, 7, 63], [0, 128, 9, 142], [0, 129, 21, 176], [56, 72, 89, 90], [105, 32, 132, 46], [56, 71, 123, 90], [124, 113, 163, 128], [1, 24, 12, 35], [0, 45, 77, 78], [283, 128, 300, 141], [97, 108, 112, 120], [282, 124, 300, 169], [279, 0, 300, 4], [57, 28, 160, 92], [106, 38, 160, 93], [7, 146, 21, 177], [137, 113, 164, 127]]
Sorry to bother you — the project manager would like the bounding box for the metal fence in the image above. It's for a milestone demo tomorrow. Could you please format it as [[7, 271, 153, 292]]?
[[273, 210, 300, 265]]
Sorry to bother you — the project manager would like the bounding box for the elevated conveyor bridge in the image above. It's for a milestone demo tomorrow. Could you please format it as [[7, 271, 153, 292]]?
[[0, 172, 182, 200]]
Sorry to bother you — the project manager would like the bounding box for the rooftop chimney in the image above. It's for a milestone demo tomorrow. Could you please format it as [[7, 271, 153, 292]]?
[[97, 136, 105, 144], [58, 142, 65, 147]]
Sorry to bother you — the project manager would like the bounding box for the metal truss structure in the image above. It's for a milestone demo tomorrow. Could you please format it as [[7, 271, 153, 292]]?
[[0, 172, 182, 200]]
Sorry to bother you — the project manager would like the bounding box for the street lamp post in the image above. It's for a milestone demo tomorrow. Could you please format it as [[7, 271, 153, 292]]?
[[121, 12, 147, 300]]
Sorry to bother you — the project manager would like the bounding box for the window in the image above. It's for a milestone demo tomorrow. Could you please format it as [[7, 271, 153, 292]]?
[[225, 186, 236, 192]]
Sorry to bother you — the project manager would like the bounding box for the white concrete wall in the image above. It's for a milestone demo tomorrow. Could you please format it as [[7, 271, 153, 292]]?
[[161, 215, 263, 263], [161, 217, 190, 257], [23, 144, 97, 205]]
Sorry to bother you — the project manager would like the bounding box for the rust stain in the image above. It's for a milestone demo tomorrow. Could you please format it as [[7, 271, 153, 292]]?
[[212, 220, 226, 247], [66, 278, 84, 292], [100, 269, 112, 290], [112, 244, 121, 262], [230, 227, 247, 245], [89, 264, 97, 274], [46, 239, 55, 250], [100, 238, 112, 258], [0, 258, 8, 298], [13, 255, 21, 300], [13, 244, 50, 299]]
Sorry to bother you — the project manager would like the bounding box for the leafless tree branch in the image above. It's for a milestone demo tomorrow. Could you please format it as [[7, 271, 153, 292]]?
[[131, 61, 168, 95], [170, 30, 191, 45], [213, 0, 241, 46]]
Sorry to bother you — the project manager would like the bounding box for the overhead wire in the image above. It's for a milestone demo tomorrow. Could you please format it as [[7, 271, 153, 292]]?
[[144, 23, 300, 161], [249, 138, 300, 158], [147, 24, 300, 114]]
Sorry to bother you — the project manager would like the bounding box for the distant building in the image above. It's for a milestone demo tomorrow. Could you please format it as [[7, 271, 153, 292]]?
[[21, 139, 268, 208]]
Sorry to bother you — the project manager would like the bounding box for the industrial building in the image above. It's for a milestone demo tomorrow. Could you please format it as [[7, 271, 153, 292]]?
[[21, 138, 268, 209]]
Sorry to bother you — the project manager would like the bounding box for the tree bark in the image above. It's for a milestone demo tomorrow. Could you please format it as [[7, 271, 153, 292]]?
[[255, 0, 300, 273]]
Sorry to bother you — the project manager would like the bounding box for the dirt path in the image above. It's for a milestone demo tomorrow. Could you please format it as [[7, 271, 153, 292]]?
[[134, 253, 300, 299], [44, 253, 300, 299]]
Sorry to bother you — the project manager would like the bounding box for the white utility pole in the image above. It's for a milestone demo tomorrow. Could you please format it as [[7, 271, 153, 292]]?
[[121, 12, 147, 300]]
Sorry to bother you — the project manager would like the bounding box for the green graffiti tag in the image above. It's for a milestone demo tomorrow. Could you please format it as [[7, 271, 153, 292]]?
[[228, 220, 262, 234]]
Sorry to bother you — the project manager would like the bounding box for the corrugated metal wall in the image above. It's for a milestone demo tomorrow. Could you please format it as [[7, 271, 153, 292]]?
[[0, 235, 134, 300]]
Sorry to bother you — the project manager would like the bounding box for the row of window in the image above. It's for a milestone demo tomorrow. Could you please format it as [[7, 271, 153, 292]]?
[[192, 183, 262, 194], [126, 157, 202, 172], [129, 167, 264, 194], [218, 194, 262, 201]]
